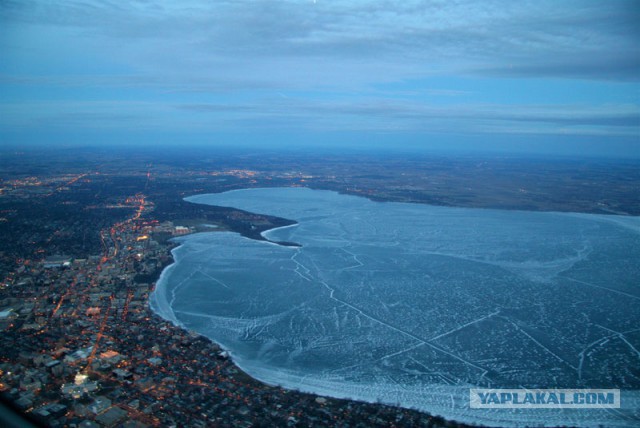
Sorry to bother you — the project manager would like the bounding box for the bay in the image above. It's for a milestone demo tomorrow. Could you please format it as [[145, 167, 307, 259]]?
[[150, 187, 640, 427]]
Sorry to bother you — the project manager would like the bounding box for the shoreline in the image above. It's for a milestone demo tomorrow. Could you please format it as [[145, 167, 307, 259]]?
[[192, 185, 640, 218], [147, 231, 473, 427], [2, 153, 638, 427], [148, 189, 640, 428], [259, 222, 299, 240]]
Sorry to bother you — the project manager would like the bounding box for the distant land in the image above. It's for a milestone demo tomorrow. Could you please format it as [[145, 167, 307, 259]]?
[[2, 146, 639, 278], [0, 145, 639, 427]]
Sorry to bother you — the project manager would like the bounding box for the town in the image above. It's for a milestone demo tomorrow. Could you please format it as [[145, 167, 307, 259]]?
[[1, 146, 639, 427]]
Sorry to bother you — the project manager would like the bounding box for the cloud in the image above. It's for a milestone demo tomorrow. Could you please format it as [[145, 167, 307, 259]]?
[[3, 94, 635, 138], [1, 0, 638, 153], [174, 98, 640, 136], [3, 0, 639, 86]]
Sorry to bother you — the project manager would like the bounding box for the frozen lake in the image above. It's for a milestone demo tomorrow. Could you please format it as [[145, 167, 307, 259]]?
[[150, 187, 640, 427]]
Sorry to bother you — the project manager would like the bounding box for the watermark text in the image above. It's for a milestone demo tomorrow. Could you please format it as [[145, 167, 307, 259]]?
[[469, 389, 620, 409]]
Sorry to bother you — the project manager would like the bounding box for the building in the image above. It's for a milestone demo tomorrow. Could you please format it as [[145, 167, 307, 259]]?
[[43, 255, 73, 269]]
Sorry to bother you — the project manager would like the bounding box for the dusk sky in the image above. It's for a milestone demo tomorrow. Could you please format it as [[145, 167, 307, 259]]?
[[1, 1, 639, 157]]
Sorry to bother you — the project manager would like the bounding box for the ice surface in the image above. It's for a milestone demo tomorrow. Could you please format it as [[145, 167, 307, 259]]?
[[150, 188, 640, 427]]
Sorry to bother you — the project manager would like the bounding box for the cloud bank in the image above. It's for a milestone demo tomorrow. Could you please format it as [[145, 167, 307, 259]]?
[[1, 0, 639, 155]]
